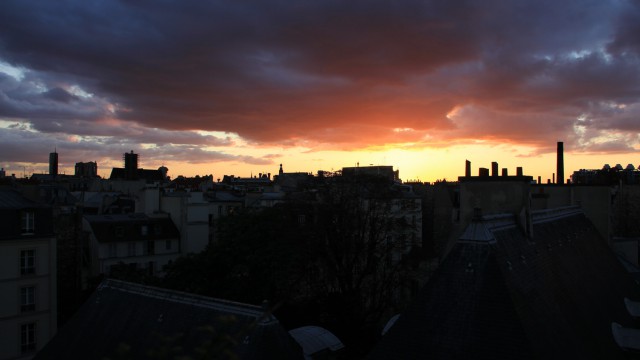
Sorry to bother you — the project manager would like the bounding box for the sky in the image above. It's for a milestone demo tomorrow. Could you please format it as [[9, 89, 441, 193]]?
[[0, 0, 639, 182]]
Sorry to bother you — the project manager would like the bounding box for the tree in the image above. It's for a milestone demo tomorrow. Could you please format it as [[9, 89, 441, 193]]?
[[161, 174, 422, 357]]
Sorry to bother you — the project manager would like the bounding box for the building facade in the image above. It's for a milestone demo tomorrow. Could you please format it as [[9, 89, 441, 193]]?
[[83, 213, 180, 277], [0, 190, 57, 360]]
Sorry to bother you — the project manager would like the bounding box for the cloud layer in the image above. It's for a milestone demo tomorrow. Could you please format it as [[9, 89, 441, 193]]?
[[0, 0, 639, 170]]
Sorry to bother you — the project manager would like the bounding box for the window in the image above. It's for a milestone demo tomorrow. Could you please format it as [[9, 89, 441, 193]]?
[[21, 323, 36, 353], [147, 240, 155, 255], [20, 250, 35, 276], [21, 287, 35, 312], [115, 226, 124, 238], [127, 242, 136, 257], [165, 240, 172, 251], [21, 212, 34, 234], [141, 225, 148, 236], [108, 243, 117, 258]]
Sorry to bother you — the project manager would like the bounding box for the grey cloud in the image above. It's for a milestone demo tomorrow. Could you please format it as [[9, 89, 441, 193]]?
[[0, 0, 638, 151]]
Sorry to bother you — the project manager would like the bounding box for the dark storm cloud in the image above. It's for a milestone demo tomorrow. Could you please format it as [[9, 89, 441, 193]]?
[[0, 0, 638, 156]]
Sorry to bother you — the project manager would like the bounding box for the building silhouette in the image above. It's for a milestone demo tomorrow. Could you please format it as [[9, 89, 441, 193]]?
[[74, 162, 98, 178], [48, 151, 58, 177]]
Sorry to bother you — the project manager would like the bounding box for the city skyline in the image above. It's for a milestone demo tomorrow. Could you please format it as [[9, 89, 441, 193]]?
[[1, 1, 639, 182]]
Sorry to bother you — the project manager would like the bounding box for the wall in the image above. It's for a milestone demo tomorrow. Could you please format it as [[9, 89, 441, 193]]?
[[0, 237, 56, 360]]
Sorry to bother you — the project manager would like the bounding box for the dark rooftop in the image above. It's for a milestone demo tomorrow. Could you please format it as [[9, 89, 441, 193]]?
[[109, 167, 164, 182], [35, 279, 303, 360], [369, 210, 640, 359], [0, 188, 42, 209], [84, 213, 180, 242]]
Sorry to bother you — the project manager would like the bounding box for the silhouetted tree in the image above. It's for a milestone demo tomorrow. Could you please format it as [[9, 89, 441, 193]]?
[[162, 174, 419, 357]]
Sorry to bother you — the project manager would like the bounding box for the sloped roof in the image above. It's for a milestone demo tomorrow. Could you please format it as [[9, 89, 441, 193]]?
[[369, 211, 640, 359], [84, 213, 180, 242], [35, 279, 303, 360], [289, 326, 344, 359], [0, 189, 41, 209], [369, 241, 533, 359]]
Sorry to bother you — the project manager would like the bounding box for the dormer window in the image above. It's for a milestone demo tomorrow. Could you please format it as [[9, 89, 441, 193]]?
[[21, 211, 34, 234]]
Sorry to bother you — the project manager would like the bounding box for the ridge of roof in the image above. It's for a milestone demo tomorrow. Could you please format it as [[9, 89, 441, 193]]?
[[100, 279, 273, 322], [531, 205, 582, 224]]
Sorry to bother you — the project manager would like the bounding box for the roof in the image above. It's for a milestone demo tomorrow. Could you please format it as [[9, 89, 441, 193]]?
[[0, 189, 43, 209], [109, 168, 164, 181], [369, 210, 640, 359], [71, 191, 121, 208], [84, 213, 180, 242], [288, 326, 344, 359], [35, 279, 303, 360], [207, 190, 245, 202]]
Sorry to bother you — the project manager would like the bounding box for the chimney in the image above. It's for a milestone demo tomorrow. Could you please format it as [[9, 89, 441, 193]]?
[[557, 141, 564, 185], [538, 176, 541, 184], [502, 168, 508, 176], [479, 168, 490, 177], [552, 173, 555, 184], [516, 167, 523, 176], [465, 160, 471, 177], [491, 162, 498, 177]]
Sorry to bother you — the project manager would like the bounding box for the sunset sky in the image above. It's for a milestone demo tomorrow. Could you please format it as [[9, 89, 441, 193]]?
[[1, 0, 639, 182]]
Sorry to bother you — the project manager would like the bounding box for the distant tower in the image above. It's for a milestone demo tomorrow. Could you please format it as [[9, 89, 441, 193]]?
[[124, 150, 139, 180], [75, 161, 98, 177], [557, 142, 564, 185], [158, 166, 169, 181], [49, 150, 58, 177], [279, 164, 283, 176]]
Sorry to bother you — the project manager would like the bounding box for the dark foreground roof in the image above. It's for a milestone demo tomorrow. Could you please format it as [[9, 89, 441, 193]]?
[[369, 210, 640, 359], [35, 279, 303, 360]]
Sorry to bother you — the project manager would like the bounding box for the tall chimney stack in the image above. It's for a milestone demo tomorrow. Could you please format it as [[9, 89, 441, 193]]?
[[557, 141, 564, 185], [491, 162, 498, 177], [465, 160, 471, 177]]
